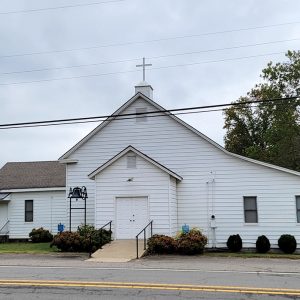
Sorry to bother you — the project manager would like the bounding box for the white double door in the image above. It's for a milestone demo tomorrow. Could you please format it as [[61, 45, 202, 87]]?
[[116, 197, 148, 239]]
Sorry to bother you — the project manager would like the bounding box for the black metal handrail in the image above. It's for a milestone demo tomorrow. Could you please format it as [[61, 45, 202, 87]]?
[[0, 220, 9, 235], [136, 220, 153, 259], [100, 220, 112, 232], [99, 221, 112, 250], [88, 221, 113, 258]]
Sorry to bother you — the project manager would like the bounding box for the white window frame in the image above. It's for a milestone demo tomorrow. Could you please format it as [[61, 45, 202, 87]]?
[[25, 199, 33, 222], [296, 196, 300, 223], [243, 196, 258, 224]]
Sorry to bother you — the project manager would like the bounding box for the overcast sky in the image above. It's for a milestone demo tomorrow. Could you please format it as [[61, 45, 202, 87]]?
[[0, 0, 300, 168]]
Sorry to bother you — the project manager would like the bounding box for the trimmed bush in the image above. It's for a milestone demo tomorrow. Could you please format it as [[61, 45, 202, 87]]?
[[29, 227, 53, 243], [77, 224, 112, 252], [176, 228, 208, 255], [278, 234, 297, 254], [51, 225, 112, 252], [51, 231, 82, 252], [147, 235, 177, 254], [256, 235, 270, 253], [227, 234, 242, 252]]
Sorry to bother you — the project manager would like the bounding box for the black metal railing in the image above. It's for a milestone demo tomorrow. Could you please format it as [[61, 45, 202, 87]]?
[[88, 221, 112, 258], [100, 220, 112, 232], [99, 221, 112, 249], [136, 220, 153, 259], [0, 220, 9, 235]]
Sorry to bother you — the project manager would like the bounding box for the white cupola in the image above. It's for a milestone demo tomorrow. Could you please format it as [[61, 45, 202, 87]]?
[[135, 81, 153, 99]]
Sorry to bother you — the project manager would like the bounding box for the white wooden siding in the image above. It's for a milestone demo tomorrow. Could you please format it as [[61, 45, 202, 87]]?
[[8, 191, 67, 238], [95, 152, 174, 237], [66, 96, 300, 247], [0, 203, 8, 230]]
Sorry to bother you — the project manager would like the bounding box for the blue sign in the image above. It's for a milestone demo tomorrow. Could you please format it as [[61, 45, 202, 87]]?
[[58, 223, 64, 233], [182, 224, 190, 234]]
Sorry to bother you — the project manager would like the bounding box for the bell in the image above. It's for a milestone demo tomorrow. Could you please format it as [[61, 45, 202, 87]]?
[[71, 187, 82, 199]]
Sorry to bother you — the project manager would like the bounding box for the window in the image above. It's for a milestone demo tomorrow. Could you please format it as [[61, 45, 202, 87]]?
[[296, 196, 300, 223], [127, 154, 136, 168], [25, 200, 33, 222], [243, 196, 258, 223], [136, 107, 147, 122]]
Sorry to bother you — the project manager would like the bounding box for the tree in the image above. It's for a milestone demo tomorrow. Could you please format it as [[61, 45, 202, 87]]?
[[224, 50, 300, 171]]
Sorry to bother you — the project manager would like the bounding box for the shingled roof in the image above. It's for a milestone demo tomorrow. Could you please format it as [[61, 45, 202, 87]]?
[[0, 161, 66, 190]]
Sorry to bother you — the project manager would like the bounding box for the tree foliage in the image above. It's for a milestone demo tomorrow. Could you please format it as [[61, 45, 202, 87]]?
[[224, 50, 300, 171]]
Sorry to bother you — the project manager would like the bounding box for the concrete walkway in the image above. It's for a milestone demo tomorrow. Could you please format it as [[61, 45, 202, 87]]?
[[89, 239, 146, 262]]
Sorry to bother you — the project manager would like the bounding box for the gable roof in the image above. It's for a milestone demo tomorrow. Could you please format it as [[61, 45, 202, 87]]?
[[60, 92, 300, 178], [88, 145, 183, 181], [0, 161, 66, 190]]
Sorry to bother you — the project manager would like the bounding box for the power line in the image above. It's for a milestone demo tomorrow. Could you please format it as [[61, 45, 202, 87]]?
[[0, 51, 287, 86], [1, 21, 300, 59], [0, 0, 126, 15], [0, 108, 230, 130], [0, 57, 140, 76], [1, 38, 299, 76], [0, 96, 298, 130]]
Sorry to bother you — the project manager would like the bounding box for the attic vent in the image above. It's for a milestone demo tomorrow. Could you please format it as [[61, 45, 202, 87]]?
[[136, 107, 147, 122], [127, 154, 136, 168]]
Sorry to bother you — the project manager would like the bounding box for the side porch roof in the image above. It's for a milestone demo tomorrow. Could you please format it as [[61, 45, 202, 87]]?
[[0, 161, 66, 190]]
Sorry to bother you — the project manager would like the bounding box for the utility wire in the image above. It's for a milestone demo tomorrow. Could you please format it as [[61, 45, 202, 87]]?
[[0, 57, 140, 76], [0, 108, 231, 130], [0, 0, 126, 15], [0, 96, 298, 130], [1, 38, 299, 76], [1, 21, 300, 59], [0, 51, 288, 86]]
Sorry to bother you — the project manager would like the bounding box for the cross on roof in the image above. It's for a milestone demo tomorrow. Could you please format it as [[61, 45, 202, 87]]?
[[136, 57, 152, 81]]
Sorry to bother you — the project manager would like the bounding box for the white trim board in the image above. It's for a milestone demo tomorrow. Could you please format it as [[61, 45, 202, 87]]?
[[0, 187, 66, 193], [88, 145, 182, 181]]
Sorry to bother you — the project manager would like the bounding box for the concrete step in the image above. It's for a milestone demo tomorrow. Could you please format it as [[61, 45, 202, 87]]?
[[89, 239, 146, 262]]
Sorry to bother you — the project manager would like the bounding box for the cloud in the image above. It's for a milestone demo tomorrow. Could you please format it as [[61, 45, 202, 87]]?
[[0, 0, 300, 167]]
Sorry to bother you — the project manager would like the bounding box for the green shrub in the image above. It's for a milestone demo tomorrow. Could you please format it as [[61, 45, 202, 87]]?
[[147, 235, 177, 254], [77, 224, 112, 252], [29, 227, 53, 243], [278, 234, 297, 254], [50, 231, 83, 252], [256, 235, 270, 253], [51, 225, 112, 252], [227, 234, 242, 252], [176, 228, 208, 255]]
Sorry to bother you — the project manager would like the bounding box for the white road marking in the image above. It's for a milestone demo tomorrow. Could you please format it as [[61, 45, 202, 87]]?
[[0, 265, 299, 276]]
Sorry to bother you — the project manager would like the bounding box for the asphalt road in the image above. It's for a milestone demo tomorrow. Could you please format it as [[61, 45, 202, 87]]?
[[0, 254, 299, 299]]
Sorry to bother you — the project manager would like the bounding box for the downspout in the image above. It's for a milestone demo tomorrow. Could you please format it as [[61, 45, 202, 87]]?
[[168, 176, 171, 236]]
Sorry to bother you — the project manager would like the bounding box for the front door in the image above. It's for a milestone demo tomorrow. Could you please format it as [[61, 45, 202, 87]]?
[[116, 197, 148, 239]]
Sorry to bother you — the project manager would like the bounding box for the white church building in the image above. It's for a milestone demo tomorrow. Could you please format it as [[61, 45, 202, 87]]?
[[1, 82, 300, 248]]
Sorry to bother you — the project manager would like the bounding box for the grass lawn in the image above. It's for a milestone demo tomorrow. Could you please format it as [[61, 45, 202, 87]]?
[[0, 242, 58, 254], [204, 251, 300, 259]]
